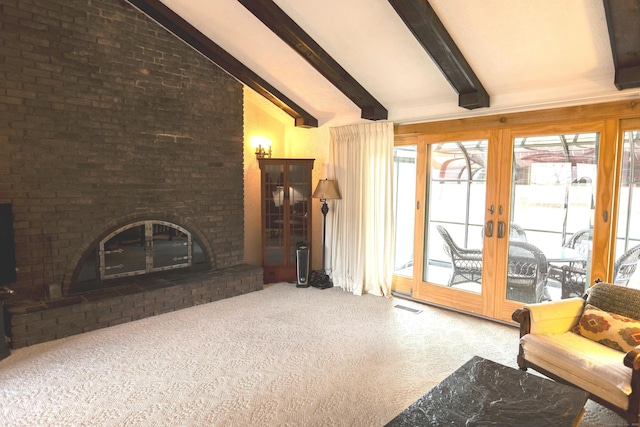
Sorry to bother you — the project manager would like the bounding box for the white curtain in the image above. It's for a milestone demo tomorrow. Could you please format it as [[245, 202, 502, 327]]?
[[328, 121, 395, 296]]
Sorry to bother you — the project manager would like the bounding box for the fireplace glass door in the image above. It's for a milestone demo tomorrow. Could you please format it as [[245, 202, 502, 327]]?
[[100, 220, 191, 279]]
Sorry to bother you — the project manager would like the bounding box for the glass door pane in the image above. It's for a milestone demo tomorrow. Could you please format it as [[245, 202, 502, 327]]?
[[151, 223, 190, 270], [509, 133, 599, 302], [264, 164, 285, 265], [615, 129, 640, 288], [424, 140, 487, 293], [102, 224, 147, 278], [288, 164, 311, 264], [393, 146, 417, 277]]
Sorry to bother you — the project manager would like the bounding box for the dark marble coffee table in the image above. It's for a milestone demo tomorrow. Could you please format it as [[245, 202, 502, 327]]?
[[385, 355, 588, 427]]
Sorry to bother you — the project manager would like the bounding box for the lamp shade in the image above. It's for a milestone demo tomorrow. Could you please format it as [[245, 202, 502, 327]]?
[[312, 179, 341, 200]]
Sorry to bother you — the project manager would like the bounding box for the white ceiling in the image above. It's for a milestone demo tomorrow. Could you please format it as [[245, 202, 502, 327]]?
[[158, 0, 640, 126]]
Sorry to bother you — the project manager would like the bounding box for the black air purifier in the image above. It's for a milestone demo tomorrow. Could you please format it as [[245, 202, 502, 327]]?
[[296, 242, 309, 288]]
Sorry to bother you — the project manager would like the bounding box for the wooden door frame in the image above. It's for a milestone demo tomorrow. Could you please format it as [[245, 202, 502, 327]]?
[[394, 100, 640, 323]]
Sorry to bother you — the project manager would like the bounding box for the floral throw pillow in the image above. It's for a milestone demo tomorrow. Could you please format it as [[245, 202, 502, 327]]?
[[575, 304, 640, 352]]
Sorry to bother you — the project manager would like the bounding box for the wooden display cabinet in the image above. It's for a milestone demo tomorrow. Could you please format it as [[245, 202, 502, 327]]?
[[258, 158, 314, 283]]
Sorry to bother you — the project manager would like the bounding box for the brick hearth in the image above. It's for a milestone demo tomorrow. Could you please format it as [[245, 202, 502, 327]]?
[[5, 265, 262, 348]]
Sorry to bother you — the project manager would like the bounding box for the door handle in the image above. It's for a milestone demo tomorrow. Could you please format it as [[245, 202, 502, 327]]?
[[497, 221, 505, 238], [485, 220, 494, 237]]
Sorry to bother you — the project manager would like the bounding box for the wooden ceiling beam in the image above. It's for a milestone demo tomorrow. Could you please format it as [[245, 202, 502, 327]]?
[[126, 0, 318, 128], [238, 0, 388, 121], [388, 0, 490, 110], [603, 0, 640, 90]]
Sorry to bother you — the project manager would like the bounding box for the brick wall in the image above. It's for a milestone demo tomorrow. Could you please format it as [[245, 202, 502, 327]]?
[[0, 0, 246, 299]]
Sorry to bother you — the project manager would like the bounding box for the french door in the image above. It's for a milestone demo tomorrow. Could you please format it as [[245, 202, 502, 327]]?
[[394, 130, 493, 316], [502, 129, 600, 319], [393, 121, 618, 323], [613, 119, 640, 288]]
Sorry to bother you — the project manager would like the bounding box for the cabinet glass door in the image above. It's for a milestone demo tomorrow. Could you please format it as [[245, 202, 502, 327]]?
[[287, 163, 311, 264], [263, 163, 286, 266]]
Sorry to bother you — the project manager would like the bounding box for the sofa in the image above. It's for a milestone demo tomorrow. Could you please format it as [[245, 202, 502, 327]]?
[[512, 282, 640, 426]]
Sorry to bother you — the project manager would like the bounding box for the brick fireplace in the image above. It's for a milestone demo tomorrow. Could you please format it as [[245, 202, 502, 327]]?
[[0, 0, 262, 348]]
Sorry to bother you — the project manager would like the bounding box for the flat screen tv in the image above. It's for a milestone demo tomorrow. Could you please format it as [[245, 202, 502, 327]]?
[[0, 203, 17, 286]]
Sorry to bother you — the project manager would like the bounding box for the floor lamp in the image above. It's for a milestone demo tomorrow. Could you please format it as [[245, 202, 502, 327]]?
[[311, 179, 341, 288]]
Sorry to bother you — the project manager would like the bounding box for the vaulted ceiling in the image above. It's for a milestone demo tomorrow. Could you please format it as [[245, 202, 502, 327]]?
[[127, 0, 640, 127]]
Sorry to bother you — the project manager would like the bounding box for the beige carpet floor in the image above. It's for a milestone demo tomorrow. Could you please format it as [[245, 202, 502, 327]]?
[[0, 282, 627, 426]]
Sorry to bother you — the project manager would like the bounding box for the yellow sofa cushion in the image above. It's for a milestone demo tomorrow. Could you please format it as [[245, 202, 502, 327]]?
[[521, 332, 631, 410], [576, 304, 640, 352], [524, 297, 584, 334]]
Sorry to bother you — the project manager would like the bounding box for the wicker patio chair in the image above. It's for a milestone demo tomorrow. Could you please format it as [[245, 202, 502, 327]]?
[[558, 243, 640, 298], [509, 223, 528, 242], [613, 244, 640, 286], [506, 241, 550, 303], [563, 228, 591, 250], [558, 264, 588, 299], [563, 228, 590, 268], [436, 225, 483, 287], [548, 228, 591, 285]]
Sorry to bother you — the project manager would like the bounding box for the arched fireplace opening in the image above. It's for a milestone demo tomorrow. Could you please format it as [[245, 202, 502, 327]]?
[[68, 220, 209, 295]]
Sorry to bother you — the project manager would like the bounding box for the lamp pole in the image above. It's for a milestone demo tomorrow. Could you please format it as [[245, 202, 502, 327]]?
[[320, 198, 329, 271], [311, 179, 340, 288]]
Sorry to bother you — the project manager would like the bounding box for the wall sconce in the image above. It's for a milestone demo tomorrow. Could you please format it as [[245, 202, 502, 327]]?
[[250, 136, 272, 159]]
